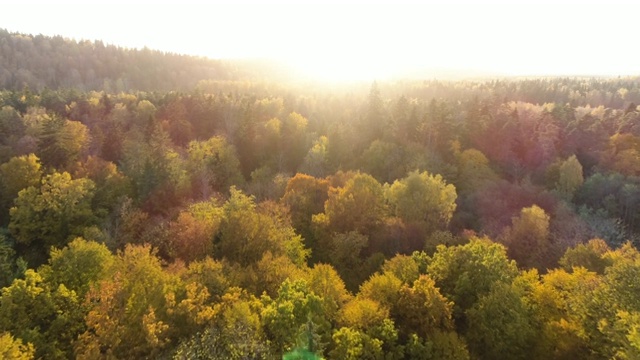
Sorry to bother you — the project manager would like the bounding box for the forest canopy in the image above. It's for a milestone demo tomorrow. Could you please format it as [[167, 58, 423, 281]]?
[[1, 30, 640, 359]]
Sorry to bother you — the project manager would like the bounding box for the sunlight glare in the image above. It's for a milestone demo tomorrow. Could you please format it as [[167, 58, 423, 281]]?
[[2, 2, 640, 80], [287, 54, 398, 83]]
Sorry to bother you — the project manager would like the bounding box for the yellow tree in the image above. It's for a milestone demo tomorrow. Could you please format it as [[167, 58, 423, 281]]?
[[501, 205, 551, 269], [395, 275, 454, 338], [306, 263, 352, 323], [76, 244, 181, 359], [0, 332, 35, 360], [556, 155, 584, 200], [604, 133, 640, 176], [358, 272, 403, 311], [454, 148, 497, 194], [316, 172, 387, 235], [55, 120, 90, 166], [0, 154, 42, 203]]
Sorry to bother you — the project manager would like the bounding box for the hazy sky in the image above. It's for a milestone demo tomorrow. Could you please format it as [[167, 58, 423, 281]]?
[[2, 1, 640, 81]]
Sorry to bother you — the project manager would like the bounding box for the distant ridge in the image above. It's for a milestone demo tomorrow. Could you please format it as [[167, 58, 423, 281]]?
[[0, 29, 245, 92]]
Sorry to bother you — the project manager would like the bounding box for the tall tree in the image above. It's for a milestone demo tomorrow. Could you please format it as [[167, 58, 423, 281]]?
[[556, 155, 584, 200]]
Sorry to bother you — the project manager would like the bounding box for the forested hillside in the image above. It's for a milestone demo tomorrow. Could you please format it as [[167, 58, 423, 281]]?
[[0, 29, 249, 92], [2, 31, 640, 359]]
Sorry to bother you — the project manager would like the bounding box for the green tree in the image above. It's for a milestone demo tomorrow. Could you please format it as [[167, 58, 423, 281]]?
[[281, 173, 329, 243], [427, 237, 519, 327], [261, 279, 324, 357], [0, 270, 84, 359], [35, 113, 85, 168], [454, 148, 497, 194], [183, 257, 230, 302], [465, 281, 537, 360], [120, 125, 187, 209], [300, 136, 330, 178], [71, 155, 131, 218], [38, 237, 114, 298], [217, 188, 308, 267], [612, 311, 640, 360], [602, 243, 640, 313], [391, 95, 415, 141], [381, 254, 421, 285], [329, 326, 384, 360], [361, 140, 405, 183], [0, 153, 42, 203], [9, 172, 96, 265], [281, 112, 310, 173], [559, 238, 612, 274], [0, 232, 27, 288], [574, 244, 640, 358], [0, 105, 25, 162], [339, 297, 389, 331], [404, 331, 470, 360], [329, 231, 369, 291], [603, 133, 640, 176], [254, 252, 308, 297], [386, 170, 457, 234], [333, 296, 404, 359], [536, 267, 604, 359], [359, 81, 387, 148], [187, 136, 244, 197]]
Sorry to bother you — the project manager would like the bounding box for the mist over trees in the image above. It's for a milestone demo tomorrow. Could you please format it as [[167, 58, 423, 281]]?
[[1, 30, 640, 359]]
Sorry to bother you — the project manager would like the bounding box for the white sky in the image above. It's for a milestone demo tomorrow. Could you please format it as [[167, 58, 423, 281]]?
[[2, 1, 640, 81]]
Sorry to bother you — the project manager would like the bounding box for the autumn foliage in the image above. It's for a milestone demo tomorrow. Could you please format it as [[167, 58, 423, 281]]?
[[2, 30, 640, 359]]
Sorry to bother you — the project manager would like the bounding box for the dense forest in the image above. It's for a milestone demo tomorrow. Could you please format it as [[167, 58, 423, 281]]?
[[2, 30, 640, 359]]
